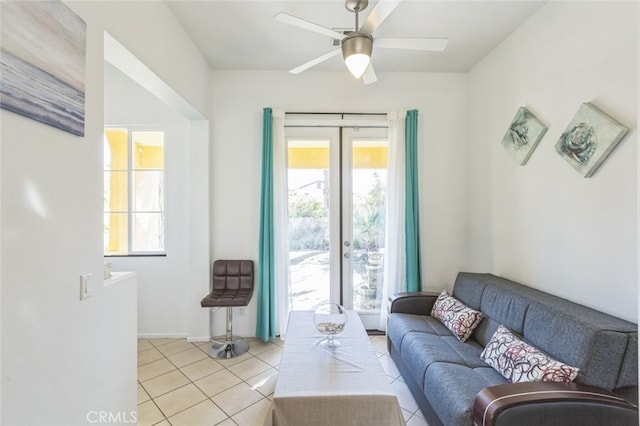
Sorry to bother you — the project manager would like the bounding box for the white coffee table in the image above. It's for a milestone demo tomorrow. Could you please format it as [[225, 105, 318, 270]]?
[[265, 310, 405, 426]]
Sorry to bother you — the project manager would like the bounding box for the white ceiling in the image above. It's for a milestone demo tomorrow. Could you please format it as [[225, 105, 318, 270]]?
[[165, 0, 546, 74]]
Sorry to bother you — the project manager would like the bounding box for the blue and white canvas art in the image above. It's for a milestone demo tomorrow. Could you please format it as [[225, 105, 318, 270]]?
[[501, 107, 547, 165], [0, 0, 86, 136], [555, 103, 629, 178]]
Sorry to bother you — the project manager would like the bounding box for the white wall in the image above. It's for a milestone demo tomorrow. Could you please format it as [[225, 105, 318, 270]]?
[[97, 1, 211, 118], [210, 70, 468, 337], [104, 61, 211, 341], [0, 1, 211, 424], [104, 63, 191, 337], [467, 1, 638, 322], [98, 2, 211, 343], [0, 8, 137, 425]]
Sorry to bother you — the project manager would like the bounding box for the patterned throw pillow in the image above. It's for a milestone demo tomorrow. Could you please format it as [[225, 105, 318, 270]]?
[[481, 325, 580, 383], [430, 290, 484, 342]]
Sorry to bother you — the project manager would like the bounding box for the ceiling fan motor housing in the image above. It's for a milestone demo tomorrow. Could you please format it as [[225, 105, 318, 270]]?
[[341, 32, 373, 60]]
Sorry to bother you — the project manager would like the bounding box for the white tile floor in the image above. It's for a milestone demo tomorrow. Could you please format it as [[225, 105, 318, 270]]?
[[138, 336, 429, 426]]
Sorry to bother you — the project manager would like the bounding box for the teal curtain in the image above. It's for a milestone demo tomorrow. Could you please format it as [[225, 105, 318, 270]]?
[[405, 109, 422, 292], [256, 107, 276, 341]]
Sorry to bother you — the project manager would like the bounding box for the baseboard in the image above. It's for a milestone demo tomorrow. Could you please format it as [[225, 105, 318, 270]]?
[[137, 333, 187, 339], [187, 336, 211, 343], [137, 334, 253, 343]]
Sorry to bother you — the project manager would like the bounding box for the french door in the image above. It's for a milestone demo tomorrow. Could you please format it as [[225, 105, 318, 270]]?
[[286, 126, 388, 329]]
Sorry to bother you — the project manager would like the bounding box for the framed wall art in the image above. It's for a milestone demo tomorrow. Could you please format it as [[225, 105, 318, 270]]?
[[0, 0, 86, 136], [501, 107, 548, 165], [555, 102, 629, 178]]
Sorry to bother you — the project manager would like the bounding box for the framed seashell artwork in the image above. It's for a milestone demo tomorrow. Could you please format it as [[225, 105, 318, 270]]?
[[555, 102, 629, 178], [501, 107, 548, 165]]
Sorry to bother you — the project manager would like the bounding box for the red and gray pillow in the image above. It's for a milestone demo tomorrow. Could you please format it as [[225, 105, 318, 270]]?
[[431, 290, 484, 342], [481, 325, 579, 383]]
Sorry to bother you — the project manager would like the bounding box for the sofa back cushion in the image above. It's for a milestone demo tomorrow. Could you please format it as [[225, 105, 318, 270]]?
[[523, 300, 631, 390], [453, 273, 531, 347], [452, 272, 638, 393]]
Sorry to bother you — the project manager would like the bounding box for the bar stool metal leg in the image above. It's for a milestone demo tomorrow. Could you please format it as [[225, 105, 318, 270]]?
[[208, 307, 249, 359]]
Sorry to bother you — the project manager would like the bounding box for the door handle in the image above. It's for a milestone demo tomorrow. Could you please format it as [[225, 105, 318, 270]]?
[[343, 241, 351, 259]]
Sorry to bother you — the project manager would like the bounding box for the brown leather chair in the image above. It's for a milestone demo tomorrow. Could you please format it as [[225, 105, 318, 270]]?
[[201, 260, 254, 358]]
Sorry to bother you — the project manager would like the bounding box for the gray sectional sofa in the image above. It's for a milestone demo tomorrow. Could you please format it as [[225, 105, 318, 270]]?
[[387, 272, 638, 426]]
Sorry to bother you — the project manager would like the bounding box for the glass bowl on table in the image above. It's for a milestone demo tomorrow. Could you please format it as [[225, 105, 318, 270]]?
[[313, 303, 348, 349]]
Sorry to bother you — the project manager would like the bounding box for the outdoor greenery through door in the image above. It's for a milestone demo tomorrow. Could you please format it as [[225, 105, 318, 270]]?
[[286, 127, 388, 329]]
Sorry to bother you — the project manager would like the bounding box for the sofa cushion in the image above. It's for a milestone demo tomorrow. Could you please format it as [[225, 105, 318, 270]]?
[[400, 330, 487, 389], [451, 273, 488, 309], [474, 283, 531, 346], [618, 333, 638, 390], [523, 300, 632, 390], [387, 313, 450, 354], [424, 362, 506, 426], [481, 325, 579, 383], [431, 290, 484, 342]]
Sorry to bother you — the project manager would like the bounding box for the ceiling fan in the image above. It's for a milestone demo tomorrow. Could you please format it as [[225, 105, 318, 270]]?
[[275, 0, 448, 85]]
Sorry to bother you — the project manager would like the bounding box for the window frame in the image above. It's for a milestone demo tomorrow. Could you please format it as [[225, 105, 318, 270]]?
[[104, 126, 167, 257]]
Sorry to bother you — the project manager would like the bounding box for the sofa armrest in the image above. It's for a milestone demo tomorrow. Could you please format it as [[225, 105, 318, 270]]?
[[474, 382, 638, 426], [388, 291, 439, 315]]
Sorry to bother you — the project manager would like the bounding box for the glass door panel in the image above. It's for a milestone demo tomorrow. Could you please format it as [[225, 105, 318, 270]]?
[[286, 128, 340, 310], [342, 128, 388, 329]]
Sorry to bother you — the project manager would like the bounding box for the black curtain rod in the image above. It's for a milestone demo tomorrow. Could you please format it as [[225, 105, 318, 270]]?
[[284, 125, 388, 128], [285, 112, 387, 116]]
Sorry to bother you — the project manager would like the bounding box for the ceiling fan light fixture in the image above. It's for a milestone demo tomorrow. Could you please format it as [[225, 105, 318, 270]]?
[[344, 53, 370, 79], [341, 33, 373, 79]]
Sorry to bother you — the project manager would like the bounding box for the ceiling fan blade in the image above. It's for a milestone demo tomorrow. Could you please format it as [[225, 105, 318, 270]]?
[[362, 63, 378, 85], [359, 0, 402, 35], [375, 38, 448, 51], [289, 48, 342, 75], [275, 12, 347, 41]]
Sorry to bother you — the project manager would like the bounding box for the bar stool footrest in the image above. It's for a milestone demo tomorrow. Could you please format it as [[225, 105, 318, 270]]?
[[207, 340, 249, 359], [211, 335, 245, 345]]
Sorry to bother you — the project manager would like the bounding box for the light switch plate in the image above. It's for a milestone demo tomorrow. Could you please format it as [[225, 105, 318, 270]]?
[[80, 273, 93, 300]]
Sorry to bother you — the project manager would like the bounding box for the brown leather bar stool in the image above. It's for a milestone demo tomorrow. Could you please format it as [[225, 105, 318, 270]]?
[[201, 260, 254, 359]]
